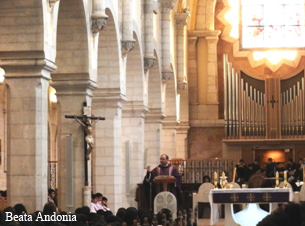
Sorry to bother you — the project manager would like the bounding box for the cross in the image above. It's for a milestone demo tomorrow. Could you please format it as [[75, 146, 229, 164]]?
[[263, 193, 272, 202], [65, 102, 105, 186], [230, 194, 239, 202], [267, 95, 278, 108], [246, 193, 255, 202]]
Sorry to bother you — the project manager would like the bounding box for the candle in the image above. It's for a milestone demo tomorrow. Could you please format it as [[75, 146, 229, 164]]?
[[214, 172, 218, 188], [232, 167, 236, 183], [275, 171, 279, 188], [283, 170, 287, 188]]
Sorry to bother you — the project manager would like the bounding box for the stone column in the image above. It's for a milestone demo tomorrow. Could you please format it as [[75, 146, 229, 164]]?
[[92, 0, 108, 33], [51, 73, 97, 212], [175, 12, 190, 159], [161, 0, 176, 80], [144, 109, 165, 169], [91, 91, 126, 211], [122, 0, 135, 55], [144, 0, 156, 70], [0, 51, 56, 213], [162, 116, 178, 159], [206, 35, 219, 105], [122, 102, 147, 206]]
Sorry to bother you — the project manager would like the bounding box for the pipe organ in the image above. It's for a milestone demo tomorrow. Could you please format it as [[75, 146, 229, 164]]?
[[223, 54, 305, 140]]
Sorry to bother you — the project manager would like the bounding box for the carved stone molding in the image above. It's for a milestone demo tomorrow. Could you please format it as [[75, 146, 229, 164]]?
[[49, 0, 59, 8], [121, 40, 136, 56], [144, 56, 156, 71], [177, 79, 187, 91], [175, 12, 191, 30], [161, 0, 177, 13], [92, 16, 108, 33], [162, 69, 173, 81]]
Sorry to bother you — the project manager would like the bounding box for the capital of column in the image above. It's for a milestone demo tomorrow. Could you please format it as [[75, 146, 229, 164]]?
[[51, 73, 97, 97], [176, 121, 190, 134], [188, 37, 198, 46], [121, 39, 136, 56], [122, 101, 149, 118], [145, 108, 166, 123], [162, 68, 173, 81], [162, 115, 179, 129], [161, 0, 177, 13], [92, 88, 127, 109], [177, 79, 187, 91], [92, 16, 108, 33], [175, 12, 191, 30], [206, 35, 219, 45], [49, 0, 59, 8], [144, 55, 156, 72], [0, 51, 56, 80]]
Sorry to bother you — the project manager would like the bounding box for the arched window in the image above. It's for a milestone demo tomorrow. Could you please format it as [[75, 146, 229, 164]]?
[[241, 0, 305, 49]]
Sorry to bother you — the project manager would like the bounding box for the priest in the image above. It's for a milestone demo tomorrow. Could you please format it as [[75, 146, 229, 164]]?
[[143, 154, 182, 209]]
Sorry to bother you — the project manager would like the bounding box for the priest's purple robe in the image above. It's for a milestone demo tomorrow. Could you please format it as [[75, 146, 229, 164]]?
[[143, 164, 182, 209]]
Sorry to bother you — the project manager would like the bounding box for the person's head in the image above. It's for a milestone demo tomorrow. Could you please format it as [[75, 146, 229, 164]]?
[[268, 158, 273, 163], [287, 158, 293, 164], [159, 154, 169, 166], [14, 203, 27, 215], [91, 194, 99, 203], [254, 159, 259, 164], [102, 197, 108, 206], [239, 159, 245, 165], [48, 189, 56, 198], [95, 192, 103, 203], [202, 175, 211, 183]]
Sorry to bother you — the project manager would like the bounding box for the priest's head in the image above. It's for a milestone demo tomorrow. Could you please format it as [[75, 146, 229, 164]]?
[[160, 154, 169, 166]]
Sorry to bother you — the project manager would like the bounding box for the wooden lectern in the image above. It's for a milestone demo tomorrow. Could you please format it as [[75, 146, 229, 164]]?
[[153, 175, 176, 192]]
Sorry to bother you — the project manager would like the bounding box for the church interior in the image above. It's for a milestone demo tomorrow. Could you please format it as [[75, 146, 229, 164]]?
[[0, 0, 305, 224]]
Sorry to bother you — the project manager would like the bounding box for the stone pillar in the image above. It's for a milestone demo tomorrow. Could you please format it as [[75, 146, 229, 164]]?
[[188, 37, 198, 105], [162, 116, 178, 158], [0, 51, 56, 212], [92, 0, 108, 33], [206, 35, 219, 105], [51, 73, 97, 212], [175, 12, 190, 159], [122, 102, 147, 206], [144, 0, 156, 69], [144, 109, 165, 168], [91, 92, 126, 211], [188, 30, 220, 123], [161, 0, 176, 80], [122, 0, 135, 55]]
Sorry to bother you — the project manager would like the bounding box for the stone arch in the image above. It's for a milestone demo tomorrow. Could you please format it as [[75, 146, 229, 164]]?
[[55, 0, 89, 76], [195, 0, 217, 30], [96, 8, 121, 91]]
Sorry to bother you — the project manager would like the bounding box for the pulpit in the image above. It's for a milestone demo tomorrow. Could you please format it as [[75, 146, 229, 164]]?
[[153, 175, 176, 192]]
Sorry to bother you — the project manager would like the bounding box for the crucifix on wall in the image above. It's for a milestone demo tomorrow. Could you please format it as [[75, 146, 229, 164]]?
[[65, 102, 105, 185]]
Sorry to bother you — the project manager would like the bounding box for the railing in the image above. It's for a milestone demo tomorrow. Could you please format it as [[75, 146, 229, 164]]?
[[48, 161, 57, 189], [170, 158, 235, 184]]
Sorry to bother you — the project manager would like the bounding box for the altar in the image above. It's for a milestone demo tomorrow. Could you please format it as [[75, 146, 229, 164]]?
[[209, 188, 293, 226]]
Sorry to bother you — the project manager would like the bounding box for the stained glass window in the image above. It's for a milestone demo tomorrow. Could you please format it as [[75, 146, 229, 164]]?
[[241, 0, 305, 48]]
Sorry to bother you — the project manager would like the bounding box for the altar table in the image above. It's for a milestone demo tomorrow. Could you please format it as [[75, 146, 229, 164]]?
[[209, 188, 293, 226]]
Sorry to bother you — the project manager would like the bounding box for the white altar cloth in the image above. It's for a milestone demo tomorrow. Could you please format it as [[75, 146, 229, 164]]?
[[209, 188, 293, 225]]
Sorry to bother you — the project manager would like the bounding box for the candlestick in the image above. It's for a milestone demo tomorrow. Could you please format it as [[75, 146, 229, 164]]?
[[283, 170, 287, 188], [214, 172, 218, 188], [275, 171, 279, 188], [232, 167, 236, 183]]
